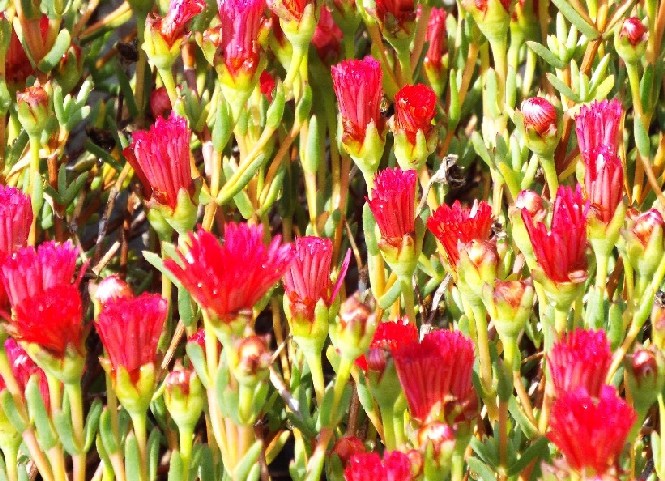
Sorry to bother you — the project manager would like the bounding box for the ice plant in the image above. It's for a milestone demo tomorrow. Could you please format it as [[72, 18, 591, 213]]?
[[150, 86, 172, 118], [625, 346, 665, 417], [11, 285, 83, 359], [391, 85, 438, 169], [215, 0, 267, 88], [344, 451, 413, 481], [332, 57, 385, 183], [166, 224, 293, 336], [124, 113, 195, 235], [355, 319, 418, 374], [371, 0, 417, 40], [91, 274, 133, 306], [4, 15, 48, 85], [259, 71, 277, 101], [521, 97, 558, 138], [583, 146, 624, 225], [575, 99, 623, 162], [1, 240, 80, 310], [394, 329, 475, 424], [4, 337, 50, 410], [615, 17, 648, 62], [522, 185, 588, 286], [548, 386, 635, 476], [426, 200, 493, 274], [0, 187, 32, 312], [548, 329, 612, 399], [424, 7, 447, 71], [283, 236, 349, 330]]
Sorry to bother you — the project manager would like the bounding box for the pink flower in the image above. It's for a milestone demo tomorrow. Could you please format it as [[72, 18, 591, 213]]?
[[151, 0, 206, 47], [424, 8, 447, 69], [394, 329, 475, 423], [355, 319, 418, 373], [367, 168, 418, 246], [393, 85, 437, 143], [548, 329, 611, 398], [96, 293, 168, 379], [620, 17, 647, 46], [626, 208, 664, 248], [521, 97, 558, 137], [92, 275, 133, 305], [548, 386, 635, 475], [312, 6, 343, 63], [283, 236, 350, 322], [522, 185, 588, 283], [1, 240, 80, 309], [165, 224, 293, 322], [345, 451, 413, 481], [13, 285, 83, 357], [584, 145, 623, 223], [124, 113, 192, 210], [217, 0, 266, 77], [331, 57, 384, 144], [575, 99, 623, 162], [426, 200, 494, 270]]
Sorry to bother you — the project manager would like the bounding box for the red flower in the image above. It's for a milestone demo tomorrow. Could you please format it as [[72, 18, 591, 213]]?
[[427, 200, 493, 269], [312, 6, 343, 63], [368, 168, 418, 246], [522, 185, 588, 283], [331, 57, 384, 144], [160, 0, 206, 46], [345, 451, 412, 481], [124, 113, 192, 210], [575, 99, 623, 162], [4, 338, 50, 411], [165, 224, 293, 322], [150, 86, 172, 119], [393, 85, 437, 143], [424, 8, 447, 69], [620, 17, 647, 46], [259, 71, 277, 102], [548, 386, 635, 475], [187, 328, 207, 350], [584, 146, 623, 223], [394, 329, 475, 423], [12, 285, 83, 357], [548, 329, 611, 399], [355, 319, 418, 373], [1, 240, 80, 309], [96, 293, 168, 377], [283, 236, 350, 321], [521, 97, 558, 137], [217, 0, 266, 77]]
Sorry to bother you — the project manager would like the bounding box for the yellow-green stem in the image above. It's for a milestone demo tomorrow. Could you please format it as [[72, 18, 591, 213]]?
[[179, 426, 194, 480], [66, 382, 87, 481], [130, 412, 148, 481]]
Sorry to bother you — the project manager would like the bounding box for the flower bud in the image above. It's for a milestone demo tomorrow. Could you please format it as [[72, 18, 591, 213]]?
[[332, 436, 366, 466], [418, 422, 456, 472], [520, 97, 561, 157], [483, 279, 534, 341], [230, 336, 271, 386], [90, 275, 133, 307], [150, 86, 172, 118], [457, 240, 499, 303], [312, 6, 343, 64], [56, 44, 83, 94], [623, 208, 664, 280], [625, 346, 664, 415], [16, 84, 51, 138], [164, 366, 204, 432], [259, 71, 276, 102], [391, 85, 438, 170], [615, 17, 647, 63], [460, 0, 511, 45], [330, 293, 378, 362]]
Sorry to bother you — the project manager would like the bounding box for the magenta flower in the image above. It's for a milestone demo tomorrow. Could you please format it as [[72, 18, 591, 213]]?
[[575, 99, 623, 162], [331, 57, 384, 144], [218, 0, 267, 78], [345, 451, 413, 481], [424, 8, 447, 70], [393, 85, 437, 144], [368, 168, 418, 246], [584, 145, 624, 223]]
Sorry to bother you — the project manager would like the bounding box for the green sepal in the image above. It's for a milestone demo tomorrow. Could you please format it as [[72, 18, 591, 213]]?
[[167, 451, 183, 481], [98, 408, 119, 455], [84, 398, 103, 452], [124, 432, 141, 481], [266, 83, 286, 130], [232, 440, 262, 481], [25, 376, 57, 450], [53, 400, 80, 455], [0, 390, 27, 434], [148, 427, 161, 481]]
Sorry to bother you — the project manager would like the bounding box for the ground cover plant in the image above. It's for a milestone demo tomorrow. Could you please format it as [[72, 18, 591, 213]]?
[[0, 0, 665, 479]]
